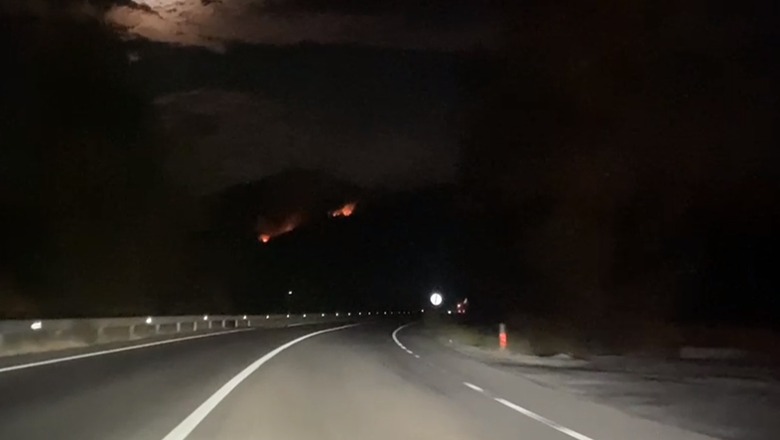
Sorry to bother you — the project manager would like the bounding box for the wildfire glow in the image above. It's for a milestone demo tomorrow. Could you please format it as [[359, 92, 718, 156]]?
[[257, 214, 302, 244], [330, 202, 357, 218]]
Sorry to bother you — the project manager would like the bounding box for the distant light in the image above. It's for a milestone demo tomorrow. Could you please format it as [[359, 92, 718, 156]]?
[[430, 292, 443, 307], [321, 313, 325, 317], [30, 321, 42, 330], [384, 311, 387, 315], [358, 312, 362, 316], [259, 234, 270, 243], [447, 310, 452, 315], [286, 314, 290, 318], [335, 312, 339, 317], [203, 315, 209, 320], [368, 312, 371, 315], [265, 315, 269, 319], [421, 309, 425, 313], [243, 315, 248, 320], [288, 290, 293, 295], [303, 314, 306, 318], [347, 312, 351, 316], [145, 316, 153, 324]]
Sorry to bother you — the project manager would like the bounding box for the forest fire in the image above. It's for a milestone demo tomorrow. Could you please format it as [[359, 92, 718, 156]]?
[[330, 202, 357, 218], [257, 215, 301, 244], [257, 202, 357, 245]]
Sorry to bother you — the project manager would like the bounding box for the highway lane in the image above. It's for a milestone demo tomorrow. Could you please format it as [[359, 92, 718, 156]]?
[[181, 322, 718, 440], [0, 324, 343, 440], [0, 321, 719, 440]]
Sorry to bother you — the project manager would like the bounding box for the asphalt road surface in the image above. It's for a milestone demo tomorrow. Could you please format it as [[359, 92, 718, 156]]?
[[0, 321, 719, 440]]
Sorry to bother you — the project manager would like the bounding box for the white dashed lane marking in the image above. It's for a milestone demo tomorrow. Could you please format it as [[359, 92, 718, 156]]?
[[391, 322, 597, 440], [463, 382, 484, 393], [392, 322, 418, 357], [493, 398, 595, 440]]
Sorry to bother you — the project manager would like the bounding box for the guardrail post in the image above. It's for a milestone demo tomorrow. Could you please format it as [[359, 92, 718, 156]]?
[[176, 322, 181, 333], [221, 319, 226, 329], [247, 319, 251, 327], [155, 323, 160, 334], [129, 325, 136, 339], [208, 320, 212, 330], [96, 326, 104, 342]]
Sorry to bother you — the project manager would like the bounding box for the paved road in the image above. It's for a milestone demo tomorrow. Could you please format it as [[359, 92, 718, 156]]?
[[0, 321, 718, 440]]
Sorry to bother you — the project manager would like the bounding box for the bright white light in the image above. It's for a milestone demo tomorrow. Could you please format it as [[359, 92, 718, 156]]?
[[265, 315, 269, 319], [421, 309, 425, 313], [321, 313, 325, 317], [368, 312, 371, 315], [203, 315, 208, 320], [447, 310, 452, 315], [288, 290, 293, 295], [347, 312, 351, 316], [335, 312, 339, 316], [303, 314, 306, 318], [384, 311, 387, 315], [358, 312, 362, 316], [243, 315, 248, 320], [286, 314, 290, 318], [430, 292, 443, 306], [30, 321, 42, 330], [145, 316, 153, 324]]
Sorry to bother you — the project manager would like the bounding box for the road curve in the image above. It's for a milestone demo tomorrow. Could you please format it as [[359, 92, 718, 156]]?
[[0, 321, 718, 440]]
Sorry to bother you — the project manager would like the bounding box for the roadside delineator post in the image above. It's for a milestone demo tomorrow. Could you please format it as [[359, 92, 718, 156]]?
[[499, 323, 507, 350]]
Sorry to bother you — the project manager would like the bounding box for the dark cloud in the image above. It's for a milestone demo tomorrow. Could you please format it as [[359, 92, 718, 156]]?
[[261, 0, 500, 26], [3, 1, 465, 193], [105, 0, 498, 51], [156, 86, 457, 194], [125, 41, 463, 194]]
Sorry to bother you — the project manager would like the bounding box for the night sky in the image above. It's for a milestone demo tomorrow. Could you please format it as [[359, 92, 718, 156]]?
[[1, 1, 778, 333]]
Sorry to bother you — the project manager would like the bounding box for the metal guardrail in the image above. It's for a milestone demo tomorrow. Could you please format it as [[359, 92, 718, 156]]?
[[0, 310, 413, 356]]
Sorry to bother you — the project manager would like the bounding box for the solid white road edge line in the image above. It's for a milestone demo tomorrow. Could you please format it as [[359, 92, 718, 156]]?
[[0, 328, 253, 374], [161, 323, 359, 440], [494, 397, 595, 440], [287, 322, 318, 327]]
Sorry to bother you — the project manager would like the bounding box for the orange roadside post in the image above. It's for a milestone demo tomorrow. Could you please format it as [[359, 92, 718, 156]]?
[[499, 323, 507, 350]]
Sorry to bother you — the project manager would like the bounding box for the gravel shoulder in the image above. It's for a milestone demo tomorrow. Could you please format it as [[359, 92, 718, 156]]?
[[428, 324, 780, 440]]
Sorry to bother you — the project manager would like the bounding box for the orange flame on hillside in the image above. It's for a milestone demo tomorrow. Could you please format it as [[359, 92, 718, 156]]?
[[330, 202, 357, 218], [257, 214, 302, 244]]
